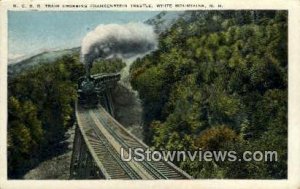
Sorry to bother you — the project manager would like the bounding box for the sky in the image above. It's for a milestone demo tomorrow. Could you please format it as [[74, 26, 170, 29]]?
[[8, 11, 160, 62]]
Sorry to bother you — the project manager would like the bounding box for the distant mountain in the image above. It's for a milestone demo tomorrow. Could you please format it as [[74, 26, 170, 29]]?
[[145, 11, 210, 34], [145, 11, 184, 34], [8, 47, 80, 78]]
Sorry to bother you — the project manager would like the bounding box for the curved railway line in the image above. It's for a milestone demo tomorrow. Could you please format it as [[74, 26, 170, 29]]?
[[71, 73, 192, 179], [76, 105, 140, 179], [91, 106, 192, 179], [75, 103, 192, 179]]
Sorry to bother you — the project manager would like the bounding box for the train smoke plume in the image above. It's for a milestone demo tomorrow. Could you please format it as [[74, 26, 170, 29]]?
[[81, 22, 157, 68], [80, 23, 157, 141]]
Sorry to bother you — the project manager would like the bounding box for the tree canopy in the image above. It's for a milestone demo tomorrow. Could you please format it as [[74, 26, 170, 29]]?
[[130, 10, 287, 179]]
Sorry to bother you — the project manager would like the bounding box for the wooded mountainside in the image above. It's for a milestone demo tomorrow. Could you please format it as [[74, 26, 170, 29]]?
[[130, 11, 287, 179]]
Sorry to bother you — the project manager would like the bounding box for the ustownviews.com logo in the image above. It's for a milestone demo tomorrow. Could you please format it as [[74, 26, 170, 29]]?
[[120, 148, 278, 162]]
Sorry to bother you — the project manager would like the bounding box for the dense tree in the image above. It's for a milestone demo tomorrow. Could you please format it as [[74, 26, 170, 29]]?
[[8, 54, 126, 178], [130, 10, 287, 178], [8, 55, 84, 178], [91, 58, 125, 74]]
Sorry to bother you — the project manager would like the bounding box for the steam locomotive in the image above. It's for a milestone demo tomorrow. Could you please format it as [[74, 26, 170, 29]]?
[[78, 76, 99, 108], [77, 71, 120, 108]]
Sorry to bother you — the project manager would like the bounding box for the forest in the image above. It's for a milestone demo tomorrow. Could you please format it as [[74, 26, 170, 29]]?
[[7, 10, 287, 179], [130, 11, 287, 178], [7, 55, 124, 178], [8, 55, 82, 178]]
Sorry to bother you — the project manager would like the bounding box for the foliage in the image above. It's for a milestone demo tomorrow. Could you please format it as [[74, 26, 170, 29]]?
[[130, 10, 287, 178], [91, 59, 126, 74], [194, 125, 239, 150], [8, 54, 126, 178], [8, 55, 84, 178]]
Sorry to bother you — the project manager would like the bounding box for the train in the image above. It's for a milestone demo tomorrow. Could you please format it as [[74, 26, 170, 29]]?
[[77, 73, 121, 108]]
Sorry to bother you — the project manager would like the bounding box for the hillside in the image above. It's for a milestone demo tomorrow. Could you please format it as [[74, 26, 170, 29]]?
[[8, 47, 80, 78], [130, 10, 287, 179]]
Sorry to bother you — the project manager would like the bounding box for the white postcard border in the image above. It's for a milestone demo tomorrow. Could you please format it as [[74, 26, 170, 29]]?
[[0, 0, 299, 188]]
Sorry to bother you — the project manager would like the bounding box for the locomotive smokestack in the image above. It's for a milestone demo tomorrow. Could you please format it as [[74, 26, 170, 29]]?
[[85, 60, 91, 79]]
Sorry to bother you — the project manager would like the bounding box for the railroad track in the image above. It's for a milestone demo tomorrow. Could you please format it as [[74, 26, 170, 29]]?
[[76, 103, 192, 179], [77, 106, 141, 179], [74, 72, 192, 179], [90, 106, 192, 179]]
